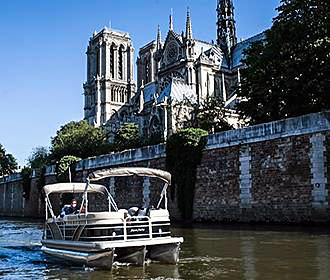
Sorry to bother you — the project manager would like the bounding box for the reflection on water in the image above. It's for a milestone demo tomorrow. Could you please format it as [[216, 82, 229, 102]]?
[[241, 237, 256, 280], [1, 219, 330, 279]]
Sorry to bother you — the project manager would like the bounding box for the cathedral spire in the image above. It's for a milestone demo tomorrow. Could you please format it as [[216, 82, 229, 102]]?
[[216, 0, 237, 56], [156, 25, 162, 50], [169, 8, 174, 31], [185, 7, 193, 40]]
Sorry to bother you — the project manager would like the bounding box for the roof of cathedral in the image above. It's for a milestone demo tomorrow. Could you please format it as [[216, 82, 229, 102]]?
[[93, 27, 131, 40], [139, 40, 157, 52], [157, 78, 196, 104], [194, 38, 215, 46], [194, 39, 215, 59], [231, 32, 265, 67], [170, 30, 184, 44], [143, 82, 157, 103]]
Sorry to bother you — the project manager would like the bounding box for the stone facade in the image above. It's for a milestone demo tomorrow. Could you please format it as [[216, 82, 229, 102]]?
[[193, 111, 330, 223], [84, 0, 263, 139], [83, 28, 136, 129], [1, 111, 330, 223]]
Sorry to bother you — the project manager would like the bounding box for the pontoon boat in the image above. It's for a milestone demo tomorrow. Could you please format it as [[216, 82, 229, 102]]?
[[41, 167, 183, 270]]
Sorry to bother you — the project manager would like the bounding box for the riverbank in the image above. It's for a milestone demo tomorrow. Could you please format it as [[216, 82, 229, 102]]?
[[1, 111, 330, 224]]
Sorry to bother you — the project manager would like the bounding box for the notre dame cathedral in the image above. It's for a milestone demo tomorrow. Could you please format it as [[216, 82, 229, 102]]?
[[83, 0, 263, 140]]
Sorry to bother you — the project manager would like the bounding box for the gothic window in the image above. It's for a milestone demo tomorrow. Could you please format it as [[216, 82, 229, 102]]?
[[215, 78, 221, 99], [149, 116, 162, 139], [145, 58, 150, 84], [118, 46, 124, 80], [111, 87, 115, 102], [87, 56, 91, 80], [110, 44, 115, 79], [120, 89, 125, 103], [116, 87, 119, 102], [125, 89, 129, 103], [189, 68, 193, 85], [96, 48, 100, 76]]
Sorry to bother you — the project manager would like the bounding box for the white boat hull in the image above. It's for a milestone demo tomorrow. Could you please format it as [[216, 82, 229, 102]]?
[[148, 242, 181, 264], [42, 237, 183, 268], [41, 246, 114, 270]]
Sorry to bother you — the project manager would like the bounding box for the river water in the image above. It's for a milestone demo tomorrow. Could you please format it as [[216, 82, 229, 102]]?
[[1, 218, 330, 279]]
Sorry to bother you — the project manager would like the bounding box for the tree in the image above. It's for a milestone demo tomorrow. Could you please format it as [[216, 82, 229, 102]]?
[[113, 123, 141, 151], [50, 120, 111, 162], [27, 146, 50, 169], [0, 144, 17, 176], [236, 0, 330, 125], [186, 96, 233, 133]]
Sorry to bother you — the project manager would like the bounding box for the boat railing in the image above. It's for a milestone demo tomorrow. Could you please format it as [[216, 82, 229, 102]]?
[[45, 210, 172, 242]]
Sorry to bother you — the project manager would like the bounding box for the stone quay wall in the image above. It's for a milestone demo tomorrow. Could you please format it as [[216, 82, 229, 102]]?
[[0, 111, 329, 224]]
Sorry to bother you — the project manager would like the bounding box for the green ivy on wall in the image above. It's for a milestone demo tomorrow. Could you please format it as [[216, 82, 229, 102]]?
[[166, 128, 208, 221]]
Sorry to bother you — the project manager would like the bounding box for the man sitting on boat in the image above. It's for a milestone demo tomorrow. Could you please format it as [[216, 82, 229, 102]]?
[[60, 199, 79, 217]]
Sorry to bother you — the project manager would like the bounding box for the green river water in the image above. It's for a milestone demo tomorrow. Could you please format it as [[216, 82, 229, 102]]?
[[1, 218, 330, 279]]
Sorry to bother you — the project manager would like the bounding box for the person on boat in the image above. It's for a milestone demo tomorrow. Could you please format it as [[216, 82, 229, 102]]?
[[60, 199, 79, 217]]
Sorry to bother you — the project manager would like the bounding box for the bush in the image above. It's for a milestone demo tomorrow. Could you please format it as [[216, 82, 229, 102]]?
[[56, 155, 81, 182], [113, 123, 142, 151]]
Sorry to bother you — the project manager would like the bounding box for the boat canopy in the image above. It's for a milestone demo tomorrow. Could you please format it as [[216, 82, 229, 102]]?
[[43, 182, 108, 196], [88, 167, 171, 185]]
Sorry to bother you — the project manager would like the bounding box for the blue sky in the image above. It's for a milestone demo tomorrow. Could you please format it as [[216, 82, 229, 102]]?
[[0, 0, 280, 167]]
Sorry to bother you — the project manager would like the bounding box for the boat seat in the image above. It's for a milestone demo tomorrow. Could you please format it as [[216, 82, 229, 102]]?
[[85, 211, 126, 220], [149, 209, 169, 219]]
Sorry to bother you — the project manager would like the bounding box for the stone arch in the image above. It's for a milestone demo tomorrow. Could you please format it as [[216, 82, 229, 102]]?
[[120, 108, 129, 121], [110, 43, 116, 79], [118, 45, 125, 80], [149, 115, 161, 132], [96, 47, 100, 76], [120, 87, 125, 103]]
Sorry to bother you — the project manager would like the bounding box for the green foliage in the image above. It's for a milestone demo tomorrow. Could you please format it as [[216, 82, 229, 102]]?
[[27, 146, 50, 169], [50, 120, 111, 161], [166, 128, 208, 220], [113, 123, 142, 151], [0, 144, 17, 176], [36, 166, 46, 197], [21, 167, 32, 199], [237, 0, 330, 125], [56, 155, 81, 182], [187, 96, 233, 133], [25, 146, 51, 198]]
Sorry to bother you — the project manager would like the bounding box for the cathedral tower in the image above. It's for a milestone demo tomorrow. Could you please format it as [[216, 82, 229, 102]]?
[[216, 0, 237, 60], [83, 27, 135, 127]]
